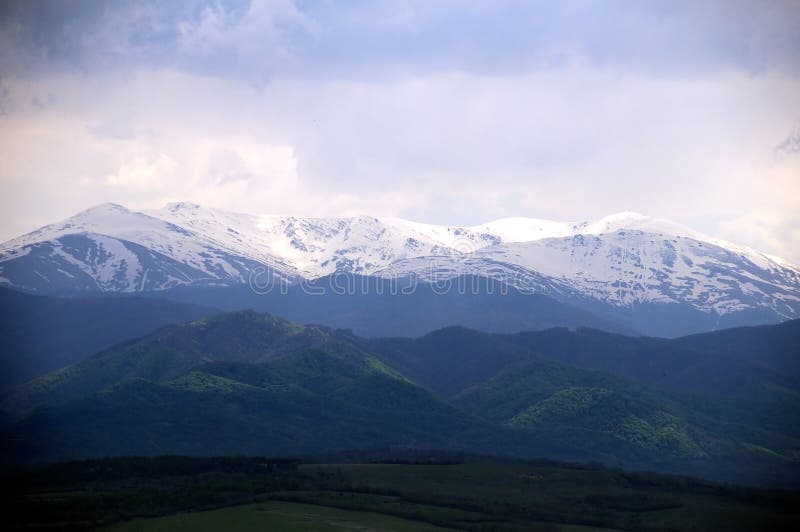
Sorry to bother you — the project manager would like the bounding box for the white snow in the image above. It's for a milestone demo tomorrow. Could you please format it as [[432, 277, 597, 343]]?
[[1, 202, 798, 318]]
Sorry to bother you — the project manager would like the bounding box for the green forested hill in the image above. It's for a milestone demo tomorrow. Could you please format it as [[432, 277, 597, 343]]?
[[3, 311, 799, 487], [0, 287, 217, 393]]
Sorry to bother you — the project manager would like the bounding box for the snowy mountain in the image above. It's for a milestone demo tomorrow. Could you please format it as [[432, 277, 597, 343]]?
[[1, 202, 798, 334], [0, 203, 298, 292]]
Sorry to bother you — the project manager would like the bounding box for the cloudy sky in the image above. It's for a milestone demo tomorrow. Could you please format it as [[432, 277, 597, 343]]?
[[1, 0, 799, 261]]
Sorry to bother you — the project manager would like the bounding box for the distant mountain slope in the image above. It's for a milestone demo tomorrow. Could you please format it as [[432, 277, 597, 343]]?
[[368, 320, 800, 477], [3, 311, 799, 486], [3, 310, 370, 415], [673, 319, 800, 376], [147, 275, 634, 337], [450, 359, 799, 485], [369, 321, 800, 402], [383, 230, 800, 336], [0, 203, 296, 293], [1, 311, 528, 465], [7, 355, 500, 464], [1, 202, 798, 337], [0, 288, 218, 393]]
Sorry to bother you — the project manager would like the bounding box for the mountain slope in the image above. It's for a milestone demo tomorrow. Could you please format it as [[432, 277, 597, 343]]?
[[4, 312, 484, 458], [3, 311, 800, 487], [451, 359, 799, 486], [8, 358, 492, 463], [383, 230, 800, 336], [368, 320, 800, 479], [1, 203, 798, 338], [0, 203, 296, 293], [148, 275, 634, 337], [369, 322, 800, 402], [3, 310, 370, 415], [0, 312, 538, 466], [673, 319, 800, 376], [0, 288, 218, 393]]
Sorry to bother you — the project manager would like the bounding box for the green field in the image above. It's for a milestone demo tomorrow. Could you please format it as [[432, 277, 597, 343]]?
[[103, 501, 450, 532], [280, 463, 800, 531], [7, 456, 800, 531]]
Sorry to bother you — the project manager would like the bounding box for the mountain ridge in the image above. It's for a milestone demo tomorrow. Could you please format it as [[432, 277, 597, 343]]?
[[1, 202, 798, 337], [4, 310, 799, 486]]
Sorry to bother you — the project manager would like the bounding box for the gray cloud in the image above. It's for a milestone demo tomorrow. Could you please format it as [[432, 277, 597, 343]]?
[[2, 0, 799, 82], [776, 127, 800, 156]]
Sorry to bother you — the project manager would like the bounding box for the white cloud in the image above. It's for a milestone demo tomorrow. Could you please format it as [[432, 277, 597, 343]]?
[[106, 154, 177, 188], [718, 212, 800, 264]]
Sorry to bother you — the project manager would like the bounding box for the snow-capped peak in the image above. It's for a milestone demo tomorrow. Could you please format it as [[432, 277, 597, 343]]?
[[164, 201, 203, 212], [467, 212, 705, 246], [1, 202, 798, 328], [584, 211, 671, 234], [470, 217, 573, 242]]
